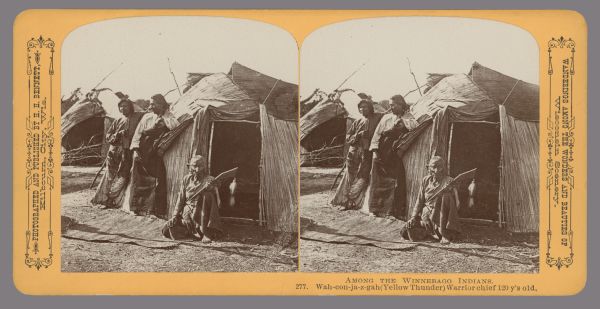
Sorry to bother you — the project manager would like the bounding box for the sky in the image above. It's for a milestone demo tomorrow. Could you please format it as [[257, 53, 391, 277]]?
[[300, 17, 539, 102], [62, 16, 298, 102], [62, 16, 539, 111]]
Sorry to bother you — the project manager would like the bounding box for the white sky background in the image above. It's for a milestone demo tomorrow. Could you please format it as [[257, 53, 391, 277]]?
[[300, 17, 539, 102], [62, 16, 298, 102]]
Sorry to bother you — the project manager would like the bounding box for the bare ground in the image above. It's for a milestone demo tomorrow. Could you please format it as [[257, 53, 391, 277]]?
[[61, 166, 298, 272], [300, 167, 539, 273]]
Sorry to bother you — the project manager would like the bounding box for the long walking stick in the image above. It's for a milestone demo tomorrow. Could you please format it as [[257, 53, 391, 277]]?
[[330, 161, 346, 191], [89, 157, 108, 189]]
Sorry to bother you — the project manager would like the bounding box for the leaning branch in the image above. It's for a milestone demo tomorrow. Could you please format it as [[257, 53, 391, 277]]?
[[407, 58, 422, 97]]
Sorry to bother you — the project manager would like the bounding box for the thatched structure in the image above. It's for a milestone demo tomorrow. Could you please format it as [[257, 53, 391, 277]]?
[[61, 88, 82, 116], [159, 62, 298, 233], [299, 90, 388, 166], [396, 62, 539, 233], [60, 90, 145, 165], [182, 72, 213, 93], [299, 97, 350, 166], [61, 90, 118, 165]]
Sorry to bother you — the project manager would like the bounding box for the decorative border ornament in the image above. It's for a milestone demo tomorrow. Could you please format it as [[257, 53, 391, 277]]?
[[25, 35, 55, 270], [545, 36, 575, 270]]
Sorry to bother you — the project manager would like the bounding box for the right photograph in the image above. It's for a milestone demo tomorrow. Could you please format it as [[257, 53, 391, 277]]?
[[299, 17, 540, 273]]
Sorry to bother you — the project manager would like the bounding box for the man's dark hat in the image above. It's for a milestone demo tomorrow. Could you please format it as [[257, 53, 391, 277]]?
[[357, 92, 372, 100], [115, 91, 133, 107], [115, 91, 129, 100]]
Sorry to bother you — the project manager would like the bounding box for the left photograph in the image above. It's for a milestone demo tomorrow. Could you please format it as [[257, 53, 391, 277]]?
[[60, 16, 299, 272]]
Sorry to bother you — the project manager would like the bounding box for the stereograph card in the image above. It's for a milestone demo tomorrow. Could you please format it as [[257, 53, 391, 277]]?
[[12, 9, 587, 295]]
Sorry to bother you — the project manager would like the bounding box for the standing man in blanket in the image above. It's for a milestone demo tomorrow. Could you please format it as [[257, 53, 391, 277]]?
[[92, 92, 144, 208], [126, 94, 179, 217], [331, 98, 383, 210], [364, 94, 416, 218]]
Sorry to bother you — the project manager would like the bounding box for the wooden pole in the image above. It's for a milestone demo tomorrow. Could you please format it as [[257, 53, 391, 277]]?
[[167, 57, 182, 96], [92, 62, 123, 90], [447, 123, 454, 174], [89, 158, 108, 189], [407, 58, 422, 96], [208, 122, 215, 175], [334, 61, 367, 91], [261, 79, 279, 105]]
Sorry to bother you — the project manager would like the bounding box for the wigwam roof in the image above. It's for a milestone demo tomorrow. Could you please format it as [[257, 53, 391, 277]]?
[[411, 62, 539, 122]]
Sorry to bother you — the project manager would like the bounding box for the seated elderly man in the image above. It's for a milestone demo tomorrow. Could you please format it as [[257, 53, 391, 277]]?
[[162, 155, 223, 242], [401, 156, 461, 244]]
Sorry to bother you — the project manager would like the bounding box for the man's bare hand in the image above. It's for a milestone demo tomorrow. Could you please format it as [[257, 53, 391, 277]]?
[[406, 216, 418, 229], [133, 150, 141, 162], [373, 150, 382, 163], [206, 178, 217, 191]]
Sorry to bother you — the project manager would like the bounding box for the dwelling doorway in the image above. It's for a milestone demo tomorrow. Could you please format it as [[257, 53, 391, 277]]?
[[447, 121, 501, 221], [209, 120, 261, 220]]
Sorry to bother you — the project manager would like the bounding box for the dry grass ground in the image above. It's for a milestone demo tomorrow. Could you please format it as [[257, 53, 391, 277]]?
[[300, 167, 539, 273], [61, 166, 297, 272]]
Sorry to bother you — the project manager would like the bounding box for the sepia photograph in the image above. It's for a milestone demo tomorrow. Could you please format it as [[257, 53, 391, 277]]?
[[12, 7, 589, 296], [60, 16, 299, 272], [299, 17, 540, 273]]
